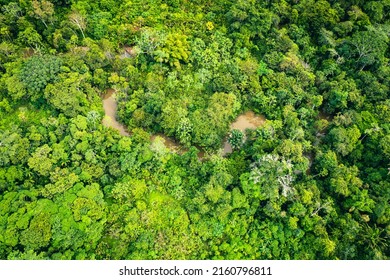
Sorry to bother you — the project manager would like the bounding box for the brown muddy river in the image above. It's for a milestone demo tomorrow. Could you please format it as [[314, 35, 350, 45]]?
[[150, 133, 182, 151], [102, 89, 130, 136], [102, 89, 265, 157], [102, 89, 180, 149], [222, 111, 266, 155]]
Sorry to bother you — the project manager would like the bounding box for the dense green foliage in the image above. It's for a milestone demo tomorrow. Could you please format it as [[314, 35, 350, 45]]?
[[0, 0, 389, 260]]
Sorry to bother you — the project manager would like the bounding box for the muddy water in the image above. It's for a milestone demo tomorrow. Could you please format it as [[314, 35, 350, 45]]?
[[102, 90, 181, 150], [222, 111, 266, 155], [102, 89, 130, 136], [150, 133, 182, 151], [102, 91, 265, 157], [231, 111, 266, 130]]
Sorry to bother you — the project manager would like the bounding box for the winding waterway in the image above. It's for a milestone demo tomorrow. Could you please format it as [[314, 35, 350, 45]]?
[[102, 89, 130, 136], [102, 89, 265, 156], [223, 111, 266, 154]]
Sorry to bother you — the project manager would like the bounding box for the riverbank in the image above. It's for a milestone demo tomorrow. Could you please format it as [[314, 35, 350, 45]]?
[[102, 89, 266, 157]]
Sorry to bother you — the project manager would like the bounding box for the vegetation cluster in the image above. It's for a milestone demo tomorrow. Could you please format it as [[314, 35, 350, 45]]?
[[0, 0, 389, 259]]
